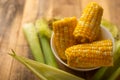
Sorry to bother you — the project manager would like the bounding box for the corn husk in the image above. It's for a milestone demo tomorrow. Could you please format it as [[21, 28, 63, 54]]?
[[9, 50, 85, 80]]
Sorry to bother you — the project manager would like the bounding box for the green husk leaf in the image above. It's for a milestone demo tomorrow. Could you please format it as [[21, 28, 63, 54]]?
[[108, 67, 120, 80], [35, 19, 58, 68], [38, 35, 58, 68], [36, 18, 52, 39], [92, 67, 108, 80], [47, 17, 60, 30], [9, 50, 47, 80], [9, 50, 85, 80], [23, 23, 45, 63]]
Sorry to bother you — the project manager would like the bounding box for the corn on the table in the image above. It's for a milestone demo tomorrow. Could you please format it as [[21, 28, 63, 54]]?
[[73, 2, 103, 43], [53, 17, 77, 60], [65, 40, 113, 68]]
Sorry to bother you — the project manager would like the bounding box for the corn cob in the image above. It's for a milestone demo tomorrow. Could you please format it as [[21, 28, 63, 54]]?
[[53, 17, 77, 60], [65, 40, 113, 68], [73, 2, 103, 43]]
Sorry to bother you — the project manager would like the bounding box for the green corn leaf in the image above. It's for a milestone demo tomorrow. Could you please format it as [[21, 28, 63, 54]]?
[[35, 19, 58, 68], [23, 23, 45, 63], [36, 18, 52, 39], [108, 67, 120, 80], [9, 50, 85, 80]]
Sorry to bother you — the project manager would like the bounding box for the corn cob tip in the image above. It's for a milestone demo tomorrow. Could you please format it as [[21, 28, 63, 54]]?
[[73, 2, 103, 43]]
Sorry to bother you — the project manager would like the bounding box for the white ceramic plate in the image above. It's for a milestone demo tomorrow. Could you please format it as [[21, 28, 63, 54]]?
[[50, 26, 115, 71]]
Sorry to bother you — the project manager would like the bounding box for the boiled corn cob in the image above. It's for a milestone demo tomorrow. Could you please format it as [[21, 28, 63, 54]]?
[[53, 17, 77, 60], [65, 40, 113, 68], [73, 2, 103, 43]]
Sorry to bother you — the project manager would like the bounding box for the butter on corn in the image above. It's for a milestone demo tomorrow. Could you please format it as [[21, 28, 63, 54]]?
[[53, 17, 77, 60], [73, 2, 103, 43], [65, 40, 113, 68]]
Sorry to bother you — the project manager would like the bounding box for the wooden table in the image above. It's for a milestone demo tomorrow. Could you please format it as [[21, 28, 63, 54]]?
[[0, 0, 120, 80]]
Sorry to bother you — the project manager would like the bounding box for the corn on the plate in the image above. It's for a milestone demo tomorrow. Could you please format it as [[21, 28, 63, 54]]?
[[65, 40, 113, 68], [73, 2, 103, 43], [53, 17, 77, 60]]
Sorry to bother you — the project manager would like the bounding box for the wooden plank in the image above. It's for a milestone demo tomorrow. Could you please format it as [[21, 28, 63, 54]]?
[[9, 0, 40, 80], [107, 0, 120, 30], [37, 0, 53, 18], [21, 0, 39, 23], [9, 0, 58, 80], [52, 0, 82, 18], [0, 0, 24, 80]]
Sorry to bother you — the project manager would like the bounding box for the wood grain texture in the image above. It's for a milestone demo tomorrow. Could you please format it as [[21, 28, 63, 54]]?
[[52, 0, 82, 18], [0, 0, 23, 80], [0, 0, 120, 80], [107, 0, 120, 30], [0, 0, 39, 80], [9, 0, 40, 80]]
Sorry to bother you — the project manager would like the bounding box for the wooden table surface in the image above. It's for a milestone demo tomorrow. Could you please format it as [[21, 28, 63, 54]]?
[[0, 0, 120, 80]]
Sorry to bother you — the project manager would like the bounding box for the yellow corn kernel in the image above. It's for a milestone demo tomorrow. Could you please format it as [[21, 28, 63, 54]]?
[[65, 40, 113, 68], [73, 2, 103, 43], [53, 17, 77, 60]]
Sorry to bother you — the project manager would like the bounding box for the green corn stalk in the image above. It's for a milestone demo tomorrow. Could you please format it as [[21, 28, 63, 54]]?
[[35, 19, 58, 68], [23, 23, 45, 63], [108, 67, 120, 80], [9, 50, 85, 80]]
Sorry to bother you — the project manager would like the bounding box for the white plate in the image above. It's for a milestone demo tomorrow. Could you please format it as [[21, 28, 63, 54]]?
[[50, 26, 115, 71]]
